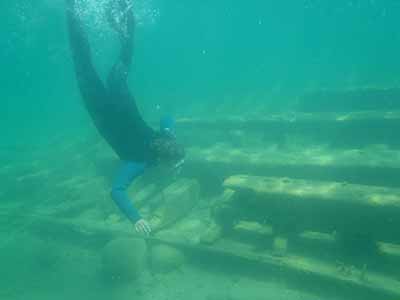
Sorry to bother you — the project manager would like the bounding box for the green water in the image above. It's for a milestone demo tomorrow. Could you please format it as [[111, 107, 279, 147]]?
[[2, 0, 400, 144], [1, 1, 400, 299]]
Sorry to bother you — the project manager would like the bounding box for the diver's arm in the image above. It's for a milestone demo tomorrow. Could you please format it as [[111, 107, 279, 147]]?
[[111, 161, 146, 224]]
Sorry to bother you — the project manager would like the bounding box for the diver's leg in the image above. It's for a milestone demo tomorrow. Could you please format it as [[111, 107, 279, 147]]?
[[106, 0, 135, 91], [65, 0, 107, 110], [105, 0, 154, 135]]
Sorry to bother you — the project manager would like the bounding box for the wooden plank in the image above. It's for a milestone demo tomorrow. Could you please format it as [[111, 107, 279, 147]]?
[[184, 144, 400, 189], [175, 111, 400, 148], [298, 87, 400, 112], [233, 221, 335, 244], [223, 175, 400, 208], [221, 175, 400, 245], [188, 145, 400, 169], [234, 221, 274, 236], [378, 242, 400, 257], [299, 231, 335, 243], [1, 213, 399, 300], [175, 111, 400, 128], [212, 238, 400, 300]]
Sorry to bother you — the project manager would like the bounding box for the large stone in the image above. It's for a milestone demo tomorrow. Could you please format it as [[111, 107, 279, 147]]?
[[200, 223, 223, 245], [150, 178, 200, 230], [101, 238, 147, 282], [150, 244, 186, 273]]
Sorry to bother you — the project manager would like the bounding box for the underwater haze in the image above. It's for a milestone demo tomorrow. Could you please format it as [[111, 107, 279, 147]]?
[[2, 0, 400, 145], [2, 1, 400, 300]]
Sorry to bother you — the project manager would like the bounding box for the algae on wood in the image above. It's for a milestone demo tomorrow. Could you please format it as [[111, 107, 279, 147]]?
[[220, 175, 400, 248], [234, 221, 274, 236], [3, 213, 400, 300], [223, 175, 400, 208], [212, 238, 400, 300], [299, 231, 336, 243], [378, 242, 400, 257], [187, 143, 400, 170]]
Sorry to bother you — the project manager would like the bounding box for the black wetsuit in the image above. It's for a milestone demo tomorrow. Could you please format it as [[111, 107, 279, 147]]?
[[66, 0, 158, 223], [66, 0, 156, 163]]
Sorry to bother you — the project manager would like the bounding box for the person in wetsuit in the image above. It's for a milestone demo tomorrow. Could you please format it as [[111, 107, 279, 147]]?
[[65, 0, 185, 235]]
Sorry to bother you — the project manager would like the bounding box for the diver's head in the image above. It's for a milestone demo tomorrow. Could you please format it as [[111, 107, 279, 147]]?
[[151, 116, 184, 163]]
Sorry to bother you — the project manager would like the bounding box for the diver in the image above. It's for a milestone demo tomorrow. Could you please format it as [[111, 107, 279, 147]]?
[[65, 0, 185, 235]]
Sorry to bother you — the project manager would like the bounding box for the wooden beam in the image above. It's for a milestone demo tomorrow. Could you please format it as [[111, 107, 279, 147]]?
[[223, 175, 400, 208], [2, 213, 400, 300], [222, 175, 400, 244]]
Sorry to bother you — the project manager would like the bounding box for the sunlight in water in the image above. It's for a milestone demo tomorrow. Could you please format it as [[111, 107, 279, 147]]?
[[75, 0, 160, 29]]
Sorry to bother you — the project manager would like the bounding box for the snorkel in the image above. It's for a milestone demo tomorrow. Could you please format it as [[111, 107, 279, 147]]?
[[160, 116, 185, 169], [160, 115, 176, 138], [151, 116, 185, 168]]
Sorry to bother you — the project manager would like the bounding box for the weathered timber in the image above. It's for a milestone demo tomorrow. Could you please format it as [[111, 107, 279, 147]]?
[[230, 220, 341, 262], [177, 111, 400, 128], [223, 175, 400, 207], [1, 214, 400, 300], [299, 231, 336, 243], [297, 87, 400, 112], [175, 111, 400, 148], [234, 221, 274, 236], [210, 238, 400, 300], [378, 242, 400, 257], [184, 145, 400, 191], [222, 175, 400, 245], [233, 221, 335, 245], [189, 145, 400, 170]]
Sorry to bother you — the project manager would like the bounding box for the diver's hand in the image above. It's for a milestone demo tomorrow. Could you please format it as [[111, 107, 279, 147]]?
[[174, 158, 185, 169], [134, 219, 152, 236], [173, 159, 185, 175]]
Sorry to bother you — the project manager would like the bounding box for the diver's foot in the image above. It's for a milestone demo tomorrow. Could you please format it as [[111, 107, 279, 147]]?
[[65, 0, 77, 10], [106, 0, 134, 38]]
